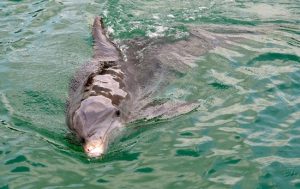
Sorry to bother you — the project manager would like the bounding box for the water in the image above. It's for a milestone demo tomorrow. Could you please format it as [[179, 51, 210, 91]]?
[[0, 0, 300, 188]]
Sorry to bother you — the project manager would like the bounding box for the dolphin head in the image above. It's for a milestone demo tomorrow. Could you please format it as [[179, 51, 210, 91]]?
[[73, 96, 123, 158]]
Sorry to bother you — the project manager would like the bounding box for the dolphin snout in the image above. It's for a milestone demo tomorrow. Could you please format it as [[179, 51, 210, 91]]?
[[84, 139, 106, 158]]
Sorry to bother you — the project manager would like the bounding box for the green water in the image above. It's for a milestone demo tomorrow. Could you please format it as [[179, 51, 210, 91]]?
[[1, 0, 300, 188]]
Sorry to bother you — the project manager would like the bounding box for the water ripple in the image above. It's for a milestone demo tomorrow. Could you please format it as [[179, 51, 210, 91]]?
[[254, 156, 300, 167]]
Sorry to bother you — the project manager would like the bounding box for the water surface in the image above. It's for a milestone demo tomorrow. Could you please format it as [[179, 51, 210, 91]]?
[[0, 0, 300, 188]]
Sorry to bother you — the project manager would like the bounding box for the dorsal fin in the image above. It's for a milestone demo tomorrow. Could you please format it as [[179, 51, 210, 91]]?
[[92, 16, 120, 61]]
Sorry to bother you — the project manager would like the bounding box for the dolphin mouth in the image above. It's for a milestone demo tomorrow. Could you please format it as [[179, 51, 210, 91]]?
[[84, 139, 106, 158]]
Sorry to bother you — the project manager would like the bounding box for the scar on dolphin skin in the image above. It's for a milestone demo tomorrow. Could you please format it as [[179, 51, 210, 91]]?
[[66, 16, 212, 158]]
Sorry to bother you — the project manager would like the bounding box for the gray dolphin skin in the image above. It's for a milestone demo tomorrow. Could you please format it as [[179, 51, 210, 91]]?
[[66, 16, 213, 158], [66, 17, 127, 157]]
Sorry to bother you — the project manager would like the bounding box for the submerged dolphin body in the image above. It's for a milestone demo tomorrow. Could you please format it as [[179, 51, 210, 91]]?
[[66, 17, 213, 157]]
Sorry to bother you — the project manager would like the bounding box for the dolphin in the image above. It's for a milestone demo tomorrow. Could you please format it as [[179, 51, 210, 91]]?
[[66, 16, 213, 158]]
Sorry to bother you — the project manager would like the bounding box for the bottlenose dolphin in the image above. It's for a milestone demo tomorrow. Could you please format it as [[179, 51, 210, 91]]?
[[66, 16, 213, 157]]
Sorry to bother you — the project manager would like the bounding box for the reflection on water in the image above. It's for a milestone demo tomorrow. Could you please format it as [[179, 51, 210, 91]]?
[[0, 0, 300, 188]]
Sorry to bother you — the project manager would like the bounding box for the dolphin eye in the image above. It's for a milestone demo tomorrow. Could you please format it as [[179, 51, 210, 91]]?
[[115, 110, 121, 117]]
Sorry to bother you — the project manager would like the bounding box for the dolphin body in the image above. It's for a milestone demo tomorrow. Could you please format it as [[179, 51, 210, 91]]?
[[66, 16, 213, 157]]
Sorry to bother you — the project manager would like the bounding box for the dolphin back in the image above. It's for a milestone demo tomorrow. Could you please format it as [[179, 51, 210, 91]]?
[[92, 16, 120, 61]]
